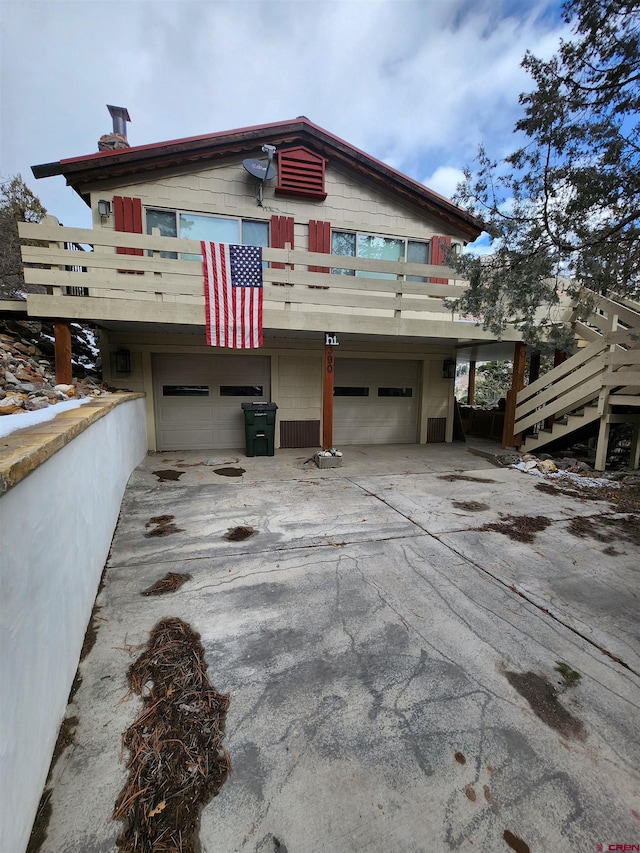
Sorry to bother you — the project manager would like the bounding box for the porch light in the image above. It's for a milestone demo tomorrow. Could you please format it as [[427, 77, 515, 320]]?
[[97, 199, 111, 219], [115, 347, 131, 373], [442, 358, 456, 379]]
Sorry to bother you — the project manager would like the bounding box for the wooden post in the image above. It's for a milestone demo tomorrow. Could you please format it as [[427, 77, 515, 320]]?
[[528, 351, 541, 385], [502, 342, 527, 448], [594, 312, 619, 471], [544, 349, 567, 430], [525, 351, 541, 437], [468, 360, 476, 407], [53, 321, 72, 385], [594, 412, 611, 471], [630, 423, 640, 471], [322, 334, 336, 450]]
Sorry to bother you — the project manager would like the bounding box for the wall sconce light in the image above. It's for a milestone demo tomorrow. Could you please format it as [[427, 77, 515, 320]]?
[[115, 347, 131, 373], [442, 358, 456, 379], [97, 199, 112, 219]]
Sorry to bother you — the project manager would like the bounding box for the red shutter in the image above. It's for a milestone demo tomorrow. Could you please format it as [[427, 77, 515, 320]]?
[[271, 215, 294, 270], [114, 196, 143, 274], [308, 220, 331, 273], [308, 220, 331, 288], [430, 235, 451, 284]]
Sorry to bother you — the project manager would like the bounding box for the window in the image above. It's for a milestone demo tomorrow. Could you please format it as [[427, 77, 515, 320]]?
[[334, 386, 369, 396], [331, 231, 430, 281], [377, 387, 413, 397], [146, 210, 269, 261], [220, 385, 264, 397], [163, 385, 209, 396]]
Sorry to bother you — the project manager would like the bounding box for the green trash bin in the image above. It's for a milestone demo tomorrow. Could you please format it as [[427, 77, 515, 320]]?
[[241, 402, 278, 457]]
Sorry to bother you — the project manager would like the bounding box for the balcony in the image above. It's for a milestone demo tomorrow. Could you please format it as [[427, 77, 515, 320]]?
[[18, 219, 517, 342]]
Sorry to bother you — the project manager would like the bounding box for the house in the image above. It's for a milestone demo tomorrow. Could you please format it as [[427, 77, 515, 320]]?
[[20, 110, 639, 464]]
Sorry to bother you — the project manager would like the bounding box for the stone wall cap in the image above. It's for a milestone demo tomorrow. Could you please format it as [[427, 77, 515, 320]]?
[[0, 393, 144, 495]]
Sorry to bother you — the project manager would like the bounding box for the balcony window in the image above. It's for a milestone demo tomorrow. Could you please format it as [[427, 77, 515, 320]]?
[[331, 230, 430, 280], [407, 240, 429, 282], [146, 210, 268, 261]]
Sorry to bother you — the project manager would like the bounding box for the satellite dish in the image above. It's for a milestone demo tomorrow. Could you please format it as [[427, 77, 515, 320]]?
[[243, 159, 276, 181]]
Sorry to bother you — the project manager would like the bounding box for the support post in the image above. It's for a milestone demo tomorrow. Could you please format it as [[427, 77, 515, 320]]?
[[630, 423, 640, 471], [594, 412, 611, 472], [528, 351, 541, 385], [468, 360, 476, 407], [322, 334, 336, 450], [544, 349, 567, 430], [502, 342, 527, 448], [53, 321, 72, 385], [594, 312, 619, 471]]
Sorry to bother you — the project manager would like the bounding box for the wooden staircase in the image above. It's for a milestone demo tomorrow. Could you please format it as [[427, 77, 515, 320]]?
[[514, 291, 640, 470]]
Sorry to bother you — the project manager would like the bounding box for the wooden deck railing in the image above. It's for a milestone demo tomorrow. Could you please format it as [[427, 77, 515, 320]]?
[[19, 221, 475, 329]]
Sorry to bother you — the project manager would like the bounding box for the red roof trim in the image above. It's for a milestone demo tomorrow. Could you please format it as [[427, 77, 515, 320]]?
[[33, 117, 479, 236], [58, 118, 304, 166]]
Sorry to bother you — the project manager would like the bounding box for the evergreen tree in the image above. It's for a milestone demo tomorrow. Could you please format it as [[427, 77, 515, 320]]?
[[0, 174, 47, 299], [452, 0, 639, 344]]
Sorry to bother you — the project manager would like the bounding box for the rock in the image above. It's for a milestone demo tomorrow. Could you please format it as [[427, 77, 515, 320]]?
[[556, 458, 575, 470], [0, 395, 25, 414], [4, 370, 19, 385], [524, 459, 539, 470], [24, 397, 50, 411], [497, 452, 520, 465], [537, 459, 558, 474]]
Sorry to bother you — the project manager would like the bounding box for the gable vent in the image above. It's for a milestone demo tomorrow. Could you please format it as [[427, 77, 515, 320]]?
[[275, 146, 327, 200]]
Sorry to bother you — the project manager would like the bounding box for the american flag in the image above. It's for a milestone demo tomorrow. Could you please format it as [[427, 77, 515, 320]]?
[[202, 241, 264, 348]]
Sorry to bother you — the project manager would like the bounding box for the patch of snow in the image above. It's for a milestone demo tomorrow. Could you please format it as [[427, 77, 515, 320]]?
[[512, 462, 620, 490], [0, 397, 94, 438]]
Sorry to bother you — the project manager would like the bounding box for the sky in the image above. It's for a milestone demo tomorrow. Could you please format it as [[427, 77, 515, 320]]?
[[1, 0, 569, 243]]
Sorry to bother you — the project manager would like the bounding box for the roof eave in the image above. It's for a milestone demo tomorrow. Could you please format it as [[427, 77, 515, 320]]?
[[31, 118, 481, 238]]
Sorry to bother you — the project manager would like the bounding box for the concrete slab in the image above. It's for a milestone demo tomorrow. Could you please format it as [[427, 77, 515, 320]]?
[[109, 476, 422, 567], [37, 448, 640, 853], [437, 522, 640, 675], [351, 467, 615, 534]]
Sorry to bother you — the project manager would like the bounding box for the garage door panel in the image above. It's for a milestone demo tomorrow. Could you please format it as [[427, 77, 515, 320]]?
[[334, 359, 419, 445], [154, 354, 270, 450]]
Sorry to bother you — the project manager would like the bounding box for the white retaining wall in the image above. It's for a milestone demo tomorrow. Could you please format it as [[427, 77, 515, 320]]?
[[0, 397, 147, 853]]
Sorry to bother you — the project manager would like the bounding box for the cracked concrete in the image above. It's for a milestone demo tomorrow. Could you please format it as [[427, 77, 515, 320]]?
[[38, 445, 640, 852]]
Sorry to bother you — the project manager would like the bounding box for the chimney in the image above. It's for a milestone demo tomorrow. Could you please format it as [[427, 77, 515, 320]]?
[[98, 105, 131, 152]]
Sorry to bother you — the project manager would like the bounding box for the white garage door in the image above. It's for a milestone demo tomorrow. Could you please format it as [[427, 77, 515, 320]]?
[[334, 359, 419, 445], [154, 354, 270, 450]]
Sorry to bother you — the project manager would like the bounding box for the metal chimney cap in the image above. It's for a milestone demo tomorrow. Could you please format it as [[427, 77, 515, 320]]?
[[107, 105, 131, 123]]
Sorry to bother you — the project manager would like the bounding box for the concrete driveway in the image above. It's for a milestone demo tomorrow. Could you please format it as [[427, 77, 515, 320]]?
[[40, 445, 640, 852]]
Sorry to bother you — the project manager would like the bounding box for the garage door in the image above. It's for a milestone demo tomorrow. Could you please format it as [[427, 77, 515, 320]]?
[[154, 354, 270, 450], [333, 359, 419, 445]]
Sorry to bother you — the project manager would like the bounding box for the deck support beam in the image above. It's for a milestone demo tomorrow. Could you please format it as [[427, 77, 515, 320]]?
[[502, 342, 527, 448], [467, 360, 476, 407], [53, 321, 72, 385], [322, 334, 337, 450]]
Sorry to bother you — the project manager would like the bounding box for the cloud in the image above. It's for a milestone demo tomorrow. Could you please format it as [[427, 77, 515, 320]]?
[[464, 231, 497, 257], [422, 166, 466, 200], [1, 0, 569, 227]]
